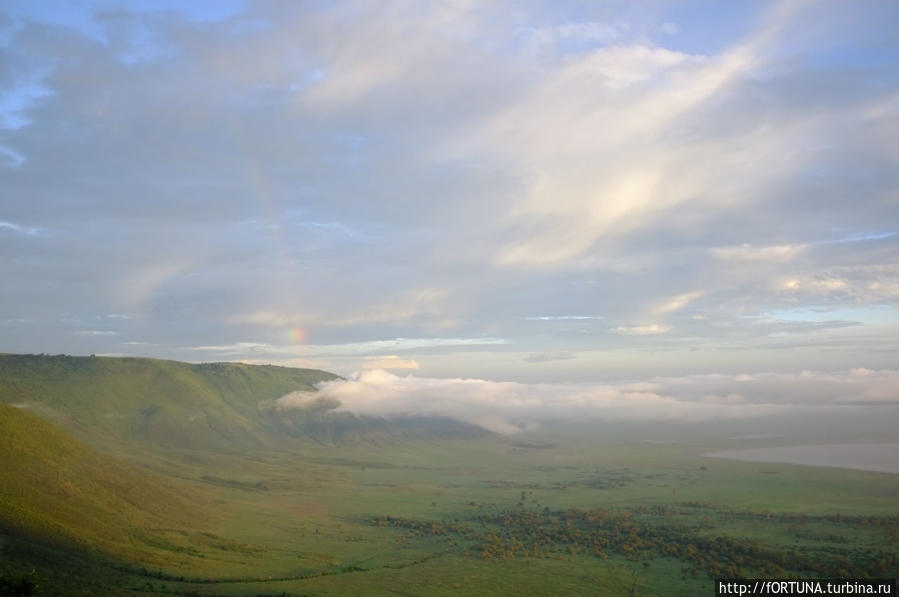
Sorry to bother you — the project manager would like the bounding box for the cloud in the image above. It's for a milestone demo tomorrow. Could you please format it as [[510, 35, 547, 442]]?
[[0, 146, 26, 168], [184, 342, 271, 354], [831, 232, 896, 245], [0, 2, 896, 378], [713, 244, 804, 262], [519, 20, 630, 58], [277, 368, 899, 434], [653, 291, 704, 315], [439, 3, 808, 270], [613, 324, 671, 335], [658, 22, 678, 35], [524, 315, 602, 321], [115, 258, 201, 311], [362, 355, 420, 370], [523, 351, 575, 363], [0, 220, 37, 235], [229, 288, 461, 329], [779, 275, 848, 294], [777, 267, 899, 304], [299, 2, 482, 112], [0, 318, 31, 325], [183, 337, 507, 359]]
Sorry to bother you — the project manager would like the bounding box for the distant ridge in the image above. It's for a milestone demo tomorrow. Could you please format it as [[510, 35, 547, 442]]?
[[0, 353, 339, 450], [0, 354, 491, 449]]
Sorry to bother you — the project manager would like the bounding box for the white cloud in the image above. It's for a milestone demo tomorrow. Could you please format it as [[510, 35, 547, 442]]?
[[442, 31, 805, 267], [713, 244, 805, 262], [779, 275, 848, 294], [277, 368, 899, 434], [184, 337, 507, 359], [777, 266, 899, 303], [523, 351, 575, 363], [362, 355, 420, 370], [524, 315, 602, 321], [654, 291, 704, 315], [520, 20, 630, 57], [613, 323, 671, 335]]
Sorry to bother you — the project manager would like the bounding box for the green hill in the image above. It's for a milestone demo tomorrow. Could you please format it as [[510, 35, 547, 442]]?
[[0, 402, 208, 564], [0, 355, 493, 594], [0, 354, 490, 451], [0, 354, 339, 451]]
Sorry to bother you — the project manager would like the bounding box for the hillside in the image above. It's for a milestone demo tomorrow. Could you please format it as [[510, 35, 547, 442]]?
[[0, 355, 495, 595], [0, 354, 339, 451], [0, 354, 492, 452], [0, 403, 209, 565]]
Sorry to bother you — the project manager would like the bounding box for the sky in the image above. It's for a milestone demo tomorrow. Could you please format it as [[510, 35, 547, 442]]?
[[2, 1, 898, 425]]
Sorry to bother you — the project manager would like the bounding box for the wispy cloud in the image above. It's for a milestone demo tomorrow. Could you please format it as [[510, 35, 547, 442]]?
[[362, 355, 420, 370], [184, 337, 507, 359], [653, 292, 704, 315], [713, 245, 804, 262], [831, 232, 896, 245], [523, 352, 575, 363], [524, 315, 602, 321], [613, 324, 671, 335], [229, 288, 461, 329], [0, 147, 26, 168], [0, 220, 37, 235]]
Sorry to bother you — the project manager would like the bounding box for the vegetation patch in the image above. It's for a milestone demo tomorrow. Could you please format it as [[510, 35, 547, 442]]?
[[372, 505, 897, 580]]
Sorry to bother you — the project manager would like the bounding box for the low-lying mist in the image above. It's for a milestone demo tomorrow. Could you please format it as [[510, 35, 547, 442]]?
[[274, 368, 899, 434]]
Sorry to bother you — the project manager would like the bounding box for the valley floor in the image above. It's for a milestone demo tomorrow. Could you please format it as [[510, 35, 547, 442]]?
[[4, 426, 897, 596]]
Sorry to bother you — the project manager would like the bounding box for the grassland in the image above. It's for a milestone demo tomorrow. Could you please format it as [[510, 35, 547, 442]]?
[[0, 353, 337, 451], [1, 355, 897, 596]]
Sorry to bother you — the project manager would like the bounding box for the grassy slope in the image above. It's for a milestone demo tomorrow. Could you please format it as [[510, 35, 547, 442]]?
[[0, 403, 207, 563], [0, 354, 338, 451]]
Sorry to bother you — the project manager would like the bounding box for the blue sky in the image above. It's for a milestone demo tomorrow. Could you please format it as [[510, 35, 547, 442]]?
[[1, 0, 898, 399]]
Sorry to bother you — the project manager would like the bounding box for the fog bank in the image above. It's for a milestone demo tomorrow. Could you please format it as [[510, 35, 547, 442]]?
[[273, 368, 899, 434]]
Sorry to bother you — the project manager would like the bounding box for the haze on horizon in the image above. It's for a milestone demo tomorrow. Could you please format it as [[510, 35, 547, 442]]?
[[2, 1, 898, 422]]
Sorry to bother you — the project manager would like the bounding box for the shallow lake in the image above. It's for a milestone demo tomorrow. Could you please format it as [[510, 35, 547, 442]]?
[[705, 443, 899, 474]]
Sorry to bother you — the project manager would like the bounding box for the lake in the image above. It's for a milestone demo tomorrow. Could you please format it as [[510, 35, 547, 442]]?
[[705, 443, 899, 474]]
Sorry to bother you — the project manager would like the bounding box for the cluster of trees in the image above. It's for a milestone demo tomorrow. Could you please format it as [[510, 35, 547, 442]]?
[[372, 505, 897, 579], [487, 469, 634, 492]]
